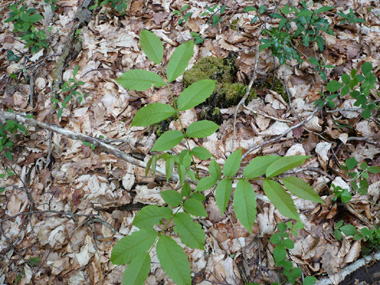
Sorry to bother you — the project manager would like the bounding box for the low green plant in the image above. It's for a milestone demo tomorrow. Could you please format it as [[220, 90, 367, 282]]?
[[270, 222, 316, 284], [110, 30, 324, 284], [7, 50, 21, 63], [308, 56, 335, 82], [331, 184, 352, 203], [0, 116, 28, 161], [243, 4, 267, 24], [5, 1, 48, 54], [45, 0, 58, 12], [51, 65, 87, 119], [260, 28, 302, 65], [334, 221, 380, 255], [341, 157, 380, 195], [173, 5, 192, 25], [190, 31, 204, 45], [273, 2, 334, 51], [201, 3, 226, 26], [90, 0, 128, 13], [338, 8, 365, 25], [325, 62, 378, 119]]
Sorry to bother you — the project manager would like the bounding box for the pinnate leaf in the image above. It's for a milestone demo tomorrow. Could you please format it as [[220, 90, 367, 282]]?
[[191, 146, 212, 160], [161, 190, 183, 207], [111, 229, 157, 264], [326, 80, 343, 92], [223, 149, 242, 177], [117, 70, 165, 91], [233, 180, 257, 233], [133, 205, 172, 229], [183, 198, 207, 217], [177, 80, 216, 111], [243, 155, 281, 178], [186, 120, 219, 138], [195, 176, 217, 192], [131, 103, 175, 127], [263, 180, 300, 220], [209, 159, 221, 178], [266, 155, 310, 178], [152, 130, 184, 151], [157, 235, 191, 284], [174, 212, 205, 249], [283, 176, 324, 204], [140, 30, 163, 64], [122, 253, 151, 285], [167, 41, 194, 82], [215, 178, 232, 213]]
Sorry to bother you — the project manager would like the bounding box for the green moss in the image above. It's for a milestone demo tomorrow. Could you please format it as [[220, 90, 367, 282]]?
[[182, 54, 256, 123]]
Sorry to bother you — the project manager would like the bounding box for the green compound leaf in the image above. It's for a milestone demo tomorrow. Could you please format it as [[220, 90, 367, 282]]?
[[326, 80, 343, 92], [190, 192, 206, 201], [340, 224, 358, 236], [186, 120, 219, 138], [266, 155, 310, 178], [361, 62, 373, 75], [131, 103, 175, 127], [368, 166, 380, 174], [116, 69, 165, 91], [166, 40, 194, 82], [304, 276, 317, 285], [165, 155, 174, 181], [209, 158, 221, 179], [273, 244, 287, 264], [283, 176, 324, 204], [111, 229, 158, 264], [214, 178, 232, 213], [173, 212, 205, 249], [133, 205, 172, 229], [122, 253, 151, 285], [161, 190, 183, 207], [243, 155, 281, 178], [156, 235, 191, 285], [140, 30, 163, 64], [233, 180, 257, 234], [345, 157, 358, 170], [195, 176, 217, 192], [181, 183, 191, 197], [223, 149, 242, 177], [152, 130, 184, 151], [183, 198, 208, 217], [191, 146, 212, 160], [177, 80, 216, 111], [263, 180, 300, 221]]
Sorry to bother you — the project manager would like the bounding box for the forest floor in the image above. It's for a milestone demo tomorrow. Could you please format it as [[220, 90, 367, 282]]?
[[1, 0, 380, 284]]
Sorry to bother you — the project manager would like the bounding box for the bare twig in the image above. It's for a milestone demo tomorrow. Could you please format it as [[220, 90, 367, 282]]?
[[242, 105, 322, 160], [0, 111, 177, 181]]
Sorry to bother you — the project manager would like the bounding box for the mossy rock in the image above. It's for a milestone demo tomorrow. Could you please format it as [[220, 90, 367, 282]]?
[[183, 54, 257, 122]]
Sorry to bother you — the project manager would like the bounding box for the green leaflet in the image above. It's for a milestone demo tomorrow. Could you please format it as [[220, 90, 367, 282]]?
[[166, 41, 194, 82], [111, 229, 157, 264], [152, 130, 184, 151], [133, 205, 173, 229], [243, 155, 281, 178], [173, 212, 205, 249], [186, 120, 219, 138], [223, 149, 242, 177], [195, 176, 217, 191], [183, 198, 208, 217], [140, 30, 163, 64], [266, 155, 310, 178], [116, 69, 165, 91], [215, 178, 232, 213], [181, 183, 191, 197], [165, 155, 174, 181], [122, 253, 151, 285], [156, 235, 191, 284], [177, 80, 216, 111], [233, 180, 257, 233], [282, 176, 324, 204], [191, 146, 212, 160], [263, 180, 300, 221], [326, 80, 343, 93], [209, 158, 221, 179], [161, 190, 183, 207], [131, 103, 175, 127]]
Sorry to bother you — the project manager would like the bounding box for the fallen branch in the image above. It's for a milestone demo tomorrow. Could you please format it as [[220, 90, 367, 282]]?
[[0, 111, 176, 180]]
